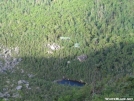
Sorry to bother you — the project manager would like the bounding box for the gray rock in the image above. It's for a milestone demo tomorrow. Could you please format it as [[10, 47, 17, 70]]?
[[77, 55, 88, 62], [21, 69, 24, 73], [3, 88, 8, 92], [0, 92, 10, 98], [74, 43, 80, 48], [0, 45, 21, 74], [47, 43, 60, 51], [14, 46, 19, 54], [67, 61, 71, 64], [47, 50, 53, 54], [0, 92, 4, 97], [12, 93, 21, 98], [28, 74, 34, 78], [60, 37, 70, 40], [18, 80, 23, 85], [18, 80, 29, 85], [25, 84, 31, 89], [16, 86, 22, 90], [4, 92, 10, 98], [6, 80, 10, 84]]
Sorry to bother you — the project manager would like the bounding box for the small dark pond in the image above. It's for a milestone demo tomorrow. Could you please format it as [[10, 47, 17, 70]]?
[[54, 79, 86, 87]]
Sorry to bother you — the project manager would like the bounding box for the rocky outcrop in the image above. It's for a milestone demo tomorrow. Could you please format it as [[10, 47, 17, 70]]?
[[0, 45, 21, 73]]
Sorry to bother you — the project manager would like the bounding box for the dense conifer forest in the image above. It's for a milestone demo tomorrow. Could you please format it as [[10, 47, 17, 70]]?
[[0, 0, 134, 100]]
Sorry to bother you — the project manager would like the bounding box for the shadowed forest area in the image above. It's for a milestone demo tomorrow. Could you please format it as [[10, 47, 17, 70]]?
[[0, 0, 134, 101], [0, 40, 133, 101]]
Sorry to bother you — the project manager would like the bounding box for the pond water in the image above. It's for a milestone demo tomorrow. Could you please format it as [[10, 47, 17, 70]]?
[[56, 79, 86, 87]]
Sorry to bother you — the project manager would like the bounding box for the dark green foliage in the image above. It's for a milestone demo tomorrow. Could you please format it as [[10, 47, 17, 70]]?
[[0, 0, 134, 100]]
